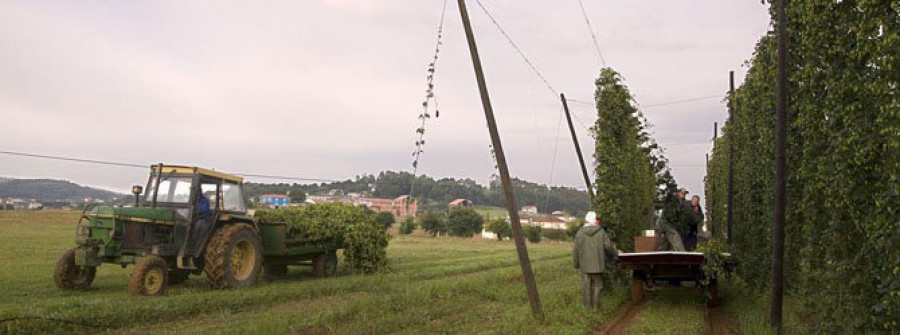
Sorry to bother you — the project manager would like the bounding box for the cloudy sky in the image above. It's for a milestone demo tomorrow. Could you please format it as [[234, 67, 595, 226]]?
[[0, 0, 771, 201]]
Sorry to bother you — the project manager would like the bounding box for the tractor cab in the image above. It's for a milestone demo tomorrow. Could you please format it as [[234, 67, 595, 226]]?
[[140, 165, 251, 264]]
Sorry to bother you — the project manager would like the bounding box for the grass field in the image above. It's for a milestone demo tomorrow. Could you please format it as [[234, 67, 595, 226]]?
[[0, 210, 629, 334]]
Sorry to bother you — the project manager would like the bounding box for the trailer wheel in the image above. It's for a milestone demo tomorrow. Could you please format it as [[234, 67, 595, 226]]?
[[706, 277, 719, 307], [168, 269, 190, 285], [128, 255, 168, 296], [631, 272, 644, 305], [205, 223, 262, 289], [314, 251, 338, 278], [54, 248, 96, 290], [263, 264, 288, 278]]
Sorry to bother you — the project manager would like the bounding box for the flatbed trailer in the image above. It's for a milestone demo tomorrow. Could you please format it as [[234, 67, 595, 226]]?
[[257, 222, 340, 278], [617, 251, 732, 307]]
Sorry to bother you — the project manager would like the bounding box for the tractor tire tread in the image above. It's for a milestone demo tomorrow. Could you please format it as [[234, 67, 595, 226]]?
[[204, 223, 262, 289]]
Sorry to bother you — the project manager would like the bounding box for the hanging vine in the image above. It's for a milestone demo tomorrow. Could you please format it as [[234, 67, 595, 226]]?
[[408, 0, 448, 208]]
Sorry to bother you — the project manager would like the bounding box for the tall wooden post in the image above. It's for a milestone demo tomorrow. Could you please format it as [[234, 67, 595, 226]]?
[[727, 71, 735, 245], [456, 0, 543, 320], [560, 93, 594, 202], [710, 122, 717, 236], [771, 0, 788, 331]]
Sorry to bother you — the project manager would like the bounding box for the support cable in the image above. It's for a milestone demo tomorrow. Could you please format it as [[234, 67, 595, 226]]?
[[575, 0, 607, 67]]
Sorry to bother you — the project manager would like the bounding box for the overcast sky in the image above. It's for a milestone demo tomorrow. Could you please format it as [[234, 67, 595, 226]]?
[[0, 0, 770, 203]]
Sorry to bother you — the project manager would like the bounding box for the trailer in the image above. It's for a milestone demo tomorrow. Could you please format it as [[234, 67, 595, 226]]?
[[617, 251, 733, 307]]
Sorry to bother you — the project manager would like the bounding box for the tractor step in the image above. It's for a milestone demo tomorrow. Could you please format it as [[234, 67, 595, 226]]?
[[177, 256, 197, 270]]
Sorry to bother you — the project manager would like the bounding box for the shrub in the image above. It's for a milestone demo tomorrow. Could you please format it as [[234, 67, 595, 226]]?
[[446, 208, 484, 237], [374, 212, 395, 229], [418, 211, 446, 237], [484, 217, 511, 241], [523, 225, 542, 243], [398, 217, 415, 235], [541, 228, 569, 242]]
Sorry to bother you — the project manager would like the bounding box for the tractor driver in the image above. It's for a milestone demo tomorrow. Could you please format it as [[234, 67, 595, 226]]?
[[196, 192, 211, 218]]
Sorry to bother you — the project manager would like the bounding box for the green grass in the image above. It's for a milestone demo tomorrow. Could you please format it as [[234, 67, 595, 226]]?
[[717, 278, 811, 334], [0, 211, 627, 334], [471, 206, 509, 219], [625, 287, 707, 335]]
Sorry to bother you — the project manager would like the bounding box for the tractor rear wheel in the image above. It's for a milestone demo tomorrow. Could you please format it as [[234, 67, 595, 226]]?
[[168, 269, 190, 285], [128, 255, 168, 296], [54, 248, 96, 290], [204, 223, 262, 289], [313, 251, 338, 278]]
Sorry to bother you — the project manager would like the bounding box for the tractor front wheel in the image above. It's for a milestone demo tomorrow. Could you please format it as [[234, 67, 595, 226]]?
[[53, 248, 96, 290], [128, 255, 169, 296], [204, 223, 262, 289]]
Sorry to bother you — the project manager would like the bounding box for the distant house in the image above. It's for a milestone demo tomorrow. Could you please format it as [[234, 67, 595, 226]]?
[[258, 194, 290, 207], [357, 195, 417, 219], [531, 216, 566, 230], [448, 199, 473, 209], [521, 205, 538, 215]]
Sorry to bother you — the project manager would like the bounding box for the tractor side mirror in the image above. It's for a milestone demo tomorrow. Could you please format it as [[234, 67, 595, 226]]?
[[131, 185, 143, 207]]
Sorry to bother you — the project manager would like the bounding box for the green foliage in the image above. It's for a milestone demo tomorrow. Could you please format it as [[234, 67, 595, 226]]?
[[445, 208, 484, 238], [540, 228, 569, 242], [696, 239, 729, 286], [484, 217, 511, 241], [342, 220, 391, 274], [523, 225, 542, 243], [374, 212, 395, 229], [398, 217, 415, 235], [255, 203, 389, 273], [590, 68, 657, 252], [417, 211, 446, 237], [705, 1, 899, 331]]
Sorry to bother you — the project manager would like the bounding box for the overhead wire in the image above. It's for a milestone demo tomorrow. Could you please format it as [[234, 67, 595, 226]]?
[[0, 150, 340, 183], [575, 0, 606, 67], [0, 149, 591, 191], [473, 0, 557, 98]]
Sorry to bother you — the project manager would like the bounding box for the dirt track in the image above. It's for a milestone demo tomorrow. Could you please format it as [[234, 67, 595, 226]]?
[[592, 302, 645, 335]]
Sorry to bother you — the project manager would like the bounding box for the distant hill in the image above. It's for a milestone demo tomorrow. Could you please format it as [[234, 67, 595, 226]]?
[[0, 178, 124, 201]]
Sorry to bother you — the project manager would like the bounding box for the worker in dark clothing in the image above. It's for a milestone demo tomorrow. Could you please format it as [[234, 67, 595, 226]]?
[[574, 211, 619, 310], [684, 195, 704, 251]]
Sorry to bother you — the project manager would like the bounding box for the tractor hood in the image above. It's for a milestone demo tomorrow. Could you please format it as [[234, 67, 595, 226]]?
[[107, 206, 182, 223]]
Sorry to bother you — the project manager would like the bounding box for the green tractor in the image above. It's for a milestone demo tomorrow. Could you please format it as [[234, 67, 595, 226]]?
[[54, 164, 265, 296]]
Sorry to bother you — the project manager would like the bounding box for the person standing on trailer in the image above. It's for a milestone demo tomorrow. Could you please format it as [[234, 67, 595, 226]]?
[[574, 211, 619, 310]]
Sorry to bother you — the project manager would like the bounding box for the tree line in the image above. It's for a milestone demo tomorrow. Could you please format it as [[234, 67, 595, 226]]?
[[244, 171, 591, 217]]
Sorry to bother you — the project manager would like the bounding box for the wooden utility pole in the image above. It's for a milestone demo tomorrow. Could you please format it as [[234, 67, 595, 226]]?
[[709, 122, 717, 236], [456, 0, 543, 320], [771, 0, 788, 331], [560, 93, 594, 202], [727, 71, 735, 245]]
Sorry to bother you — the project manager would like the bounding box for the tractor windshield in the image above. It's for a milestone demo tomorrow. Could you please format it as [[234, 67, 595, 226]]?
[[145, 177, 194, 204]]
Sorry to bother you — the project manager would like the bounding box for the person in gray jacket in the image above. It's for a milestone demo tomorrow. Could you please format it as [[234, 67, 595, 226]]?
[[574, 211, 619, 310]]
